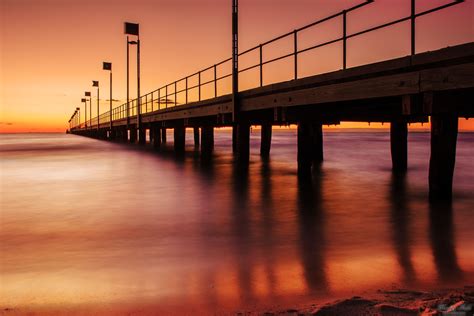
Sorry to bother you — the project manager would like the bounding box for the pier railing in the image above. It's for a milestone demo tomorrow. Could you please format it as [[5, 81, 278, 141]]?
[[72, 0, 464, 129]]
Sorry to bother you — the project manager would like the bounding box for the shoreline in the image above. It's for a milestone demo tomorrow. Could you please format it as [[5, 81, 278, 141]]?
[[252, 286, 474, 316], [2, 286, 473, 315]]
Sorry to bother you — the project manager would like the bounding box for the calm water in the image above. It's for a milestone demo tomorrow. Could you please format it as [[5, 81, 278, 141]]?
[[1, 130, 473, 314]]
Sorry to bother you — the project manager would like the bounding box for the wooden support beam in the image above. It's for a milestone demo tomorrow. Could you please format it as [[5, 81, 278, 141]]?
[[390, 121, 408, 172], [260, 123, 272, 158], [201, 126, 214, 160], [174, 126, 185, 154], [429, 114, 458, 201]]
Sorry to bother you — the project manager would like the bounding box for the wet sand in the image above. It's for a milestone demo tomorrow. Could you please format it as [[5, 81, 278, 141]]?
[[1, 286, 473, 315], [258, 286, 474, 316]]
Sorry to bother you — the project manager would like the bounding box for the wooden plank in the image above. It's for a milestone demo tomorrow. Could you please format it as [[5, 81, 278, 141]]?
[[142, 101, 232, 122], [241, 72, 420, 111], [420, 63, 474, 92]]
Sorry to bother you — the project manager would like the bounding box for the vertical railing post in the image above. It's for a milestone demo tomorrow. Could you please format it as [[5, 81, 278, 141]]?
[[411, 0, 416, 55], [165, 85, 168, 108], [293, 30, 298, 80], [151, 91, 154, 112], [174, 81, 177, 106], [259, 44, 263, 87], [158, 89, 160, 110], [198, 71, 201, 101], [185, 77, 188, 104], [109, 71, 112, 131], [145, 94, 148, 113], [214, 65, 217, 98], [343, 10, 347, 70]]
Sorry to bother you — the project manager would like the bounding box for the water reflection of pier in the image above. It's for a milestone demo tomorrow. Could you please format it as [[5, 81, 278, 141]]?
[[184, 152, 467, 308]]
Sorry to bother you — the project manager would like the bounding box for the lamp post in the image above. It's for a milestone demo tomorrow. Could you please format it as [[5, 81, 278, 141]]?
[[85, 91, 91, 129], [93, 81, 99, 131], [77, 106, 81, 128], [103, 62, 113, 136], [124, 22, 141, 142], [232, 0, 239, 122], [81, 98, 87, 128]]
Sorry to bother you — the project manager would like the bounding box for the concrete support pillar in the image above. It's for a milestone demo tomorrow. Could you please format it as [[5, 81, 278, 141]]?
[[174, 126, 185, 154], [138, 128, 146, 145], [161, 128, 167, 143], [152, 126, 161, 149], [429, 114, 458, 201], [129, 127, 137, 143], [297, 121, 323, 176], [194, 127, 200, 148], [390, 121, 408, 172], [235, 123, 250, 164], [260, 123, 272, 158], [201, 126, 214, 159]]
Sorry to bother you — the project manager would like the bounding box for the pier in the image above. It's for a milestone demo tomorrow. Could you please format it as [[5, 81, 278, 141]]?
[[69, 0, 474, 201]]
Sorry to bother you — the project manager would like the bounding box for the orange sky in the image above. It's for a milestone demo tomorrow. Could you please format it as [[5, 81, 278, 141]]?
[[1, 0, 473, 133]]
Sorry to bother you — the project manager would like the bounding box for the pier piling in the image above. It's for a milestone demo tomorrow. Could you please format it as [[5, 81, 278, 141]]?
[[201, 126, 214, 159], [194, 127, 200, 148], [390, 121, 408, 172], [260, 123, 272, 158], [130, 127, 137, 143], [161, 128, 167, 143], [174, 126, 185, 154], [298, 121, 323, 176], [152, 126, 161, 149], [429, 114, 458, 201], [235, 123, 250, 164]]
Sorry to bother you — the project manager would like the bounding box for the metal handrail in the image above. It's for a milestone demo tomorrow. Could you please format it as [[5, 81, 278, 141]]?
[[72, 0, 464, 129]]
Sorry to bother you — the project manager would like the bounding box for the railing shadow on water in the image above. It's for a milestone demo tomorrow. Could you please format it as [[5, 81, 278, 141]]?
[[72, 0, 465, 130]]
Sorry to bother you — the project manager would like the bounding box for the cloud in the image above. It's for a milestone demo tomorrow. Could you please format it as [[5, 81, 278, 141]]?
[[154, 98, 179, 105], [0, 122, 14, 125]]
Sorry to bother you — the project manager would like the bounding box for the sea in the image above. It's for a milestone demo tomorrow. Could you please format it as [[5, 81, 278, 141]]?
[[1, 130, 473, 314]]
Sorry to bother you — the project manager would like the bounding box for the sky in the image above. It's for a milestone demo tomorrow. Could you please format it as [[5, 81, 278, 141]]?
[[1, 0, 473, 133]]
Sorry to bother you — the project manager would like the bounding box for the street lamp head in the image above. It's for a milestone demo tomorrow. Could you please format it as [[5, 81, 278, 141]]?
[[76, 107, 80, 111], [124, 22, 139, 36], [81, 98, 86, 103], [85, 91, 91, 97], [103, 62, 112, 71], [92, 80, 99, 87]]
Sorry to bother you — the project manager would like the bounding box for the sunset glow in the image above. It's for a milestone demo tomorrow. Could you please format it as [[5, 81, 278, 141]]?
[[1, 0, 472, 133]]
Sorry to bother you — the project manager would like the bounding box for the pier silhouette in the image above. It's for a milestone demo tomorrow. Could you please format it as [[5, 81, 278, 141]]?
[[69, 0, 473, 201]]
